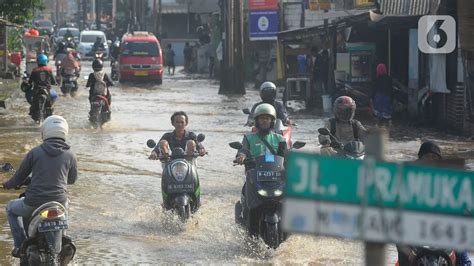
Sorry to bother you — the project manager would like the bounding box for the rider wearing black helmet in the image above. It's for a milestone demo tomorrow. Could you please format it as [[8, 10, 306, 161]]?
[[248, 81, 291, 126], [86, 59, 113, 119]]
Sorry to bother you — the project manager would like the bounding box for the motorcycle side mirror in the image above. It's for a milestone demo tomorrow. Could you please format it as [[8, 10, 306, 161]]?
[[146, 139, 156, 148], [1, 163, 13, 172], [197, 134, 205, 142], [242, 108, 250, 115], [293, 141, 306, 149], [229, 142, 243, 150], [277, 141, 287, 156], [318, 128, 331, 136]]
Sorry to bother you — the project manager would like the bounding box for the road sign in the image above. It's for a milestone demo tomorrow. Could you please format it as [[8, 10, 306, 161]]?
[[282, 151, 474, 251], [249, 0, 279, 11], [249, 10, 279, 41]]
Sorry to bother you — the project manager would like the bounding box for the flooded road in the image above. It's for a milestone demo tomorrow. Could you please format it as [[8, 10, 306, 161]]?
[[0, 61, 472, 264]]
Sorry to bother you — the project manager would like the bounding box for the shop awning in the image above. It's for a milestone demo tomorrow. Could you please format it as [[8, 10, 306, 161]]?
[[278, 12, 369, 43], [378, 0, 435, 16]]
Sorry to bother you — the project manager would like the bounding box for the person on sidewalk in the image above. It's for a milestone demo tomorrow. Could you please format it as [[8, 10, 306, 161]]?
[[165, 44, 176, 75]]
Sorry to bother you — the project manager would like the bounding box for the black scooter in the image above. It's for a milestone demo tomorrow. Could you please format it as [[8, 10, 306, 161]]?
[[229, 140, 305, 248], [1, 163, 76, 265], [397, 245, 456, 266], [147, 134, 205, 222], [318, 127, 366, 160], [60, 72, 78, 97]]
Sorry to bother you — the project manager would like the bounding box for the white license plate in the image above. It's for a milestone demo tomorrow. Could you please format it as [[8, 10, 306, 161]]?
[[257, 171, 281, 182]]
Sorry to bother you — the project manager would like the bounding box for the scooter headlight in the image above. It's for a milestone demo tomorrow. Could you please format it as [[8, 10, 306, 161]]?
[[171, 161, 189, 182], [257, 189, 269, 197]]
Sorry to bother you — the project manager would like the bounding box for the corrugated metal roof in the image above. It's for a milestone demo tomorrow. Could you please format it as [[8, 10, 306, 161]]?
[[379, 0, 432, 16]]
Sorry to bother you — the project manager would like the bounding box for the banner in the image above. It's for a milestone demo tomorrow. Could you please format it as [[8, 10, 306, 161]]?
[[249, 10, 279, 41], [249, 0, 279, 11]]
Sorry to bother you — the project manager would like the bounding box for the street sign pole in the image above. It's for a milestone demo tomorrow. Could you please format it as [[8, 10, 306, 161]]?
[[364, 129, 387, 266]]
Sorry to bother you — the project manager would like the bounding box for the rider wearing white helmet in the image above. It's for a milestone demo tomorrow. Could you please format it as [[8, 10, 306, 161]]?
[[248, 81, 291, 126], [3, 115, 77, 257]]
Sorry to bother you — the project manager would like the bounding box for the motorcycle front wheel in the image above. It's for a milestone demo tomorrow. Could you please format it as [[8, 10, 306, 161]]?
[[263, 222, 280, 249]]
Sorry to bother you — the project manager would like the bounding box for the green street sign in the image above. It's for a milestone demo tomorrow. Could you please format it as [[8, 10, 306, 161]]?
[[285, 151, 474, 217]]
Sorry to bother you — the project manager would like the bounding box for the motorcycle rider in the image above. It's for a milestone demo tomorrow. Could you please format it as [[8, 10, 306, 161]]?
[[248, 81, 291, 126], [54, 41, 68, 60], [110, 39, 120, 63], [149, 111, 207, 161], [86, 59, 113, 122], [92, 36, 105, 53], [396, 141, 472, 266], [28, 54, 57, 122], [60, 51, 81, 85], [318, 96, 368, 151], [2, 115, 77, 258], [236, 103, 287, 165]]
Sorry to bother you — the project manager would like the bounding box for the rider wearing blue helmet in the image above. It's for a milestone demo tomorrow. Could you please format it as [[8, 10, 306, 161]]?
[[28, 53, 56, 121]]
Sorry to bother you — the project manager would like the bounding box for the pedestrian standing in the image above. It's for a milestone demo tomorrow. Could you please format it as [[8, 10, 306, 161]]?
[[183, 42, 193, 73], [165, 44, 176, 75], [372, 63, 393, 127]]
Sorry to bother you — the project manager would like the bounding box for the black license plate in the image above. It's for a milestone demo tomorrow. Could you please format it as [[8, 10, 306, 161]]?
[[38, 220, 68, 232], [167, 183, 194, 193], [257, 171, 282, 182]]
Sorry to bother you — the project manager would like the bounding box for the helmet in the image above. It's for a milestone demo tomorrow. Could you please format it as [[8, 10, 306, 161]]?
[[58, 41, 65, 50], [37, 54, 48, 65], [41, 115, 69, 141], [254, 103, 276, 121], [333, 96, 356, 121], [259, 81, 277, 102], [92, 59, 103, 71]]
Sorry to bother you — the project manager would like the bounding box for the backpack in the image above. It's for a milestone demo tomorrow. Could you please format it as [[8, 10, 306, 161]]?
[[93, 73, 107, 96], [329, 118, 359, 142]]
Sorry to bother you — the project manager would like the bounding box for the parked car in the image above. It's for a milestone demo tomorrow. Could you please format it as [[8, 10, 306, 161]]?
[[53, 27, 80, 45], [77, 30, 109, 60], [34, 19, 54, 36], [118, 31, 163, 84]]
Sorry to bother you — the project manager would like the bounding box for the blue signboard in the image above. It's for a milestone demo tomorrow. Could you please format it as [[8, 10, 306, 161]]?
[[249, 10, 279, 41]]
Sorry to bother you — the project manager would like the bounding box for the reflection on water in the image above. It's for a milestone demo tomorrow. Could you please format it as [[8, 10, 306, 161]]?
[[0, 64, 471, 264]]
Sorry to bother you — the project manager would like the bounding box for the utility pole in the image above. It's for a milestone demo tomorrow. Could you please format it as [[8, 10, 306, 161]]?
[[112, 0, 117, 29], [364, 128, 387, 266], [153, 0, 157, 34], [95, 0, 100, 31], [158, 0, 162, 36], [82, 0, 88, 30], [56, 0, 60, 26], [218, 0, 245, 94]]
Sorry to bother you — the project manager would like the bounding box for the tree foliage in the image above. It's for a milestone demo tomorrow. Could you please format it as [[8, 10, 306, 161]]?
[[0, 0, 44, 25]]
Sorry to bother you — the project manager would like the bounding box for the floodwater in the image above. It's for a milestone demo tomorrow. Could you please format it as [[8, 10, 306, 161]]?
[[0, 62, 472, 264]]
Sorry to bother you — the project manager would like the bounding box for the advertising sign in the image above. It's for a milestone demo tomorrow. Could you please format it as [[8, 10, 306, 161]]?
[[249, 10, 279, 41], [249, 0, 279, 11]]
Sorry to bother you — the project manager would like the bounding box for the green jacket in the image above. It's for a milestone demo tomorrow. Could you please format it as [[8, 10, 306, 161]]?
[[239, 132, 285, 158]]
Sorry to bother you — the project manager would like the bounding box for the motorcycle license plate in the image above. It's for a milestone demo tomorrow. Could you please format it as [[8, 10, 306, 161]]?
[[134, 71, 148, 76], [257, 171, 281, 182], [167, 183, 194, 193], [38, 220, 68, 232]]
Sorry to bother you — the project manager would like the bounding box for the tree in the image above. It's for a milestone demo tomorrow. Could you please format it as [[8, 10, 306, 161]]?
[[0, 0, 44, 25]]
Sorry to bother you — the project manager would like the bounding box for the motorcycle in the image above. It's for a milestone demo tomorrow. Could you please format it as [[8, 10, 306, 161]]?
[[1, 163, 76, 265], [396, 245, 456, 266], [318, 127, 365, 160], [21, 72, 33, 105], [89, 95, 111, 129], [60, 69, 78, 97], [93, 49, 104, 61], [146, 134, 206, 222], [110, 59, 119, 81], [31, 86, 55, 124], [334, 79, 372, 113], [242, 108, 295, 148], [230, 140, 306, 248]]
